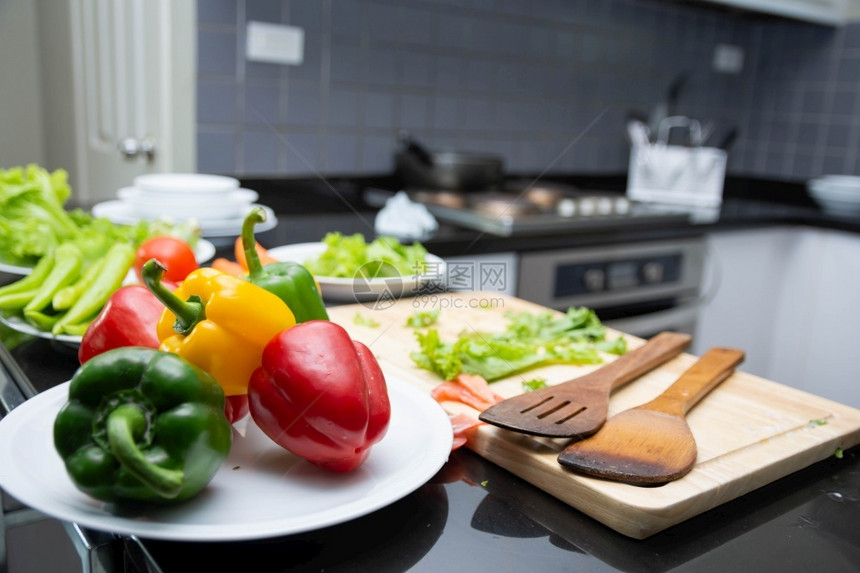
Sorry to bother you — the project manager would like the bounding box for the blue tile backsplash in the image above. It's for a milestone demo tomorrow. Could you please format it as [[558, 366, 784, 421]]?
[[195, 0, 860, 183]]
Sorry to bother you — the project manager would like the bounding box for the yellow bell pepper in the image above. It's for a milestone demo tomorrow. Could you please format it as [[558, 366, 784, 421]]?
[[142, 260, 296, 396]]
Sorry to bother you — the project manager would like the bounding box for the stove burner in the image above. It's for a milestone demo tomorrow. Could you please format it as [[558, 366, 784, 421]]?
[[469, 193, 541, 217], [385, 184, 691, 237], [522, 185, 568, 209], [411, 190, 467, 209]]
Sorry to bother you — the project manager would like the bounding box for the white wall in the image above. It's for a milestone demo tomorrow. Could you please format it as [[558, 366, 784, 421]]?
[[0, 0, 45, 168]]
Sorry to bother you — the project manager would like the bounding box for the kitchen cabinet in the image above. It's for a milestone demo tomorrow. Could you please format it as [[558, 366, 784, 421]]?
[[693, 0, 855, 25], [694, 226, 860, 408]]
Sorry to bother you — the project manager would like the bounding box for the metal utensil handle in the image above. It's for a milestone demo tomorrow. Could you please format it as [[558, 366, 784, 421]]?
[[657, 116, 702, 146]]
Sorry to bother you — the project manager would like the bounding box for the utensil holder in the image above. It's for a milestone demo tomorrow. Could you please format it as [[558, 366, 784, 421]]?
[[626, 143, 727, 208]]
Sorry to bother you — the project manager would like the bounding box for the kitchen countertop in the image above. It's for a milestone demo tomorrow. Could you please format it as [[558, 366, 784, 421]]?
[[0, 336, 857, 572], [242, 174, 860, 257], [2, 174, 860, 572]]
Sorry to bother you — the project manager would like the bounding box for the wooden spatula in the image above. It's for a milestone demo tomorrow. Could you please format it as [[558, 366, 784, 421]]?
[[557, 346, 745, 485], [478, 331, 692, 439]]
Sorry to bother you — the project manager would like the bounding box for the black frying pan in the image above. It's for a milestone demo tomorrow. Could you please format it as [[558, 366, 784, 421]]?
[[395, 132, 504, 191]]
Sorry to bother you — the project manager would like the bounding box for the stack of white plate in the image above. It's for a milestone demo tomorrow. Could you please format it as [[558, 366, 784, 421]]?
[[808, 175, 860, 217], [92, 173, 277, 237]]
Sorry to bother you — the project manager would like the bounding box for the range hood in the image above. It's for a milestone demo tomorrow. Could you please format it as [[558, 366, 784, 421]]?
[[688, 0, 852, 26]]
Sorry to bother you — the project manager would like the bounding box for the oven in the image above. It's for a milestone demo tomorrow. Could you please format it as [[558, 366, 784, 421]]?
[[516, 237, 707, 338]]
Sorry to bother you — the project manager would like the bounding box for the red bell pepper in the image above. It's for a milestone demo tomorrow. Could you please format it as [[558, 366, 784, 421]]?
[[78, 284, 163, 364], [78, 283, 249, 423], [248, 320, 391, 472]]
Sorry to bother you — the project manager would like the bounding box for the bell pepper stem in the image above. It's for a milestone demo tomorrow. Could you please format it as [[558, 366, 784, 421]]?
[[241, 207, 268, 278], [106, 404, 184, 499], [141, 258, 205, 335]]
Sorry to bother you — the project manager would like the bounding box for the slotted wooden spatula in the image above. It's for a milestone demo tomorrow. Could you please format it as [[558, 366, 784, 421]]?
[[478, 331, 692, 438], [557, 346, 745, 485]]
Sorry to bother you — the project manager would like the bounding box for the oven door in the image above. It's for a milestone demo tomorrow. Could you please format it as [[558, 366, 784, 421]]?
[[600, 301, 700, 338]]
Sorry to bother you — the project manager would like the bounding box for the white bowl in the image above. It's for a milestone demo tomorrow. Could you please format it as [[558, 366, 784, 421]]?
[[118, 187, 258, 220], [133, 173, 240, 195], [809, 184, 860, 202], [809, 175, 860, 194], [808, 191, 860, 217], [817, 174, 860, 187]]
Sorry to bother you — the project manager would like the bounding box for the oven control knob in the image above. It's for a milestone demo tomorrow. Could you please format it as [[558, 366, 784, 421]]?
[[578, 197, 596, 216], [642, 262, 664, 284], [596, 197, 614, 215], [557, 198, 576, 217], [583, 268, 605, 292]]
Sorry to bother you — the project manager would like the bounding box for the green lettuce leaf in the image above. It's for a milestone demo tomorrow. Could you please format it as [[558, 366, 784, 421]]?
[[410, 306, 626, 382], [303, 232, 428, 278]]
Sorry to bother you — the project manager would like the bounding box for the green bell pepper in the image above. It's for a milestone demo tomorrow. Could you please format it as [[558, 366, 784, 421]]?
[[240, 207, 329, 323], [53, 347, 232, 503]]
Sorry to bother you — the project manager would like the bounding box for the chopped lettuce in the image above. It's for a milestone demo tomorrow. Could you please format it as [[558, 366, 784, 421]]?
[[0, 164, 200, 267], [353, 312, 380, 328], [406, 308, 440, 328], [303, 232, 428, 278], [410, 307, 627, 382], [521, 378, 548, 392]]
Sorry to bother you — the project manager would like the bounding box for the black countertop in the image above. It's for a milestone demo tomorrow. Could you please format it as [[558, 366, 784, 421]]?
[[0, 334, 857, 572], [242, 174, 860, 258], [2, 174, 860, 572]]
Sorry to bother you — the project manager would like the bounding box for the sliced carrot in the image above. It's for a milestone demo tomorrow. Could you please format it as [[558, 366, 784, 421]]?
[[449, 413, 484, 451], [211, 257, 247, 276], [430, 374, 503, 412], [453, 373, 505, 406], [234, 237, 278, 270]]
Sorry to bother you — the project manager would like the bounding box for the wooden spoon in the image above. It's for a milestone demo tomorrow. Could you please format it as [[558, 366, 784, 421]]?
[[557, 347, 745, 485], [478, 332, 691, 438]]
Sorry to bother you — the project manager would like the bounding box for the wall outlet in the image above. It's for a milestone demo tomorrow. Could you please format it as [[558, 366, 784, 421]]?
[[246, 21, 304, 65], [713, 44, 744, 74]]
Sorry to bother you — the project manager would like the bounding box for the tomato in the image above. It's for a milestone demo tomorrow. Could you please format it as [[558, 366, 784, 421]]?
[[134, 236, 199, 283]]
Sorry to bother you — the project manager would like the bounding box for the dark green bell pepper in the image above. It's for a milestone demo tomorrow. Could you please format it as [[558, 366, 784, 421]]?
[[53, 347, 232, 503], [240, 207, 329, 323]]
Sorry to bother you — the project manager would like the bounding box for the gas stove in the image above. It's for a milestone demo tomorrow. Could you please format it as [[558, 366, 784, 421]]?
[[366, 182, 693, 237]]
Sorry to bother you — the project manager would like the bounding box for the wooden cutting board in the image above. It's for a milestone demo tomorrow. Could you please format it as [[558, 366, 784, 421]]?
[[327, 292, 860, 539]]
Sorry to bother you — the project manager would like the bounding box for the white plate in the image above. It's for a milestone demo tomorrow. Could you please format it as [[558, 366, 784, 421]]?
[[268, 242, 446, 303], [809, 196, 860, 217], [0, 239, 216, 277], [133, 173, 240, 195], [92, 202, 278, 238], [116, 187, 259, 221], [0, 314, 82, 345], [0, 377, 452, 541], [0, 260, 36, 276]]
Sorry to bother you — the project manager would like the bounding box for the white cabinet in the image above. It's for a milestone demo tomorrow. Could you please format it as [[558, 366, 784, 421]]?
[[696, 0, 854, 25], [693, 227, 789, 377], [694, 226, 860, 408]]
